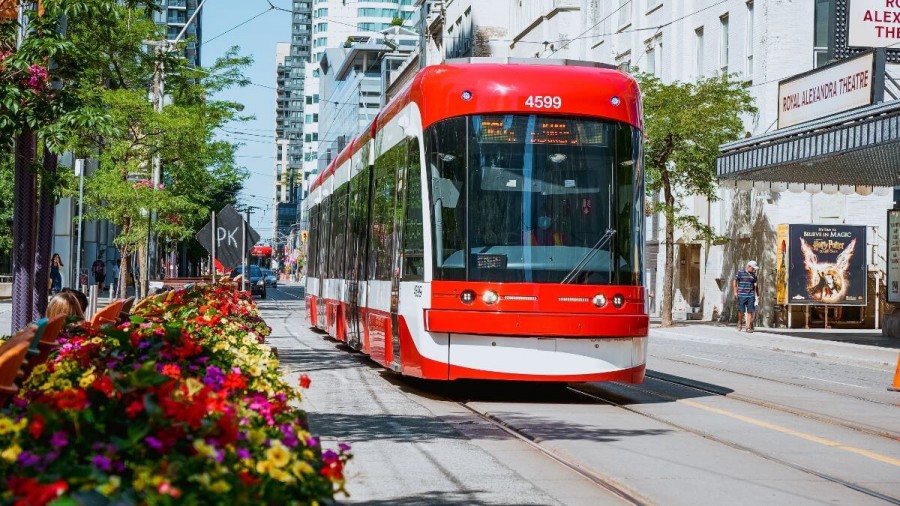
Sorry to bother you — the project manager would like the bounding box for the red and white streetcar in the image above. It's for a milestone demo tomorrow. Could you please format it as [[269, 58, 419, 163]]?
[[304, 58, 647, 382]]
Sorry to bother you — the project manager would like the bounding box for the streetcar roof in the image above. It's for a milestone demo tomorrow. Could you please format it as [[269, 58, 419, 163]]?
[[310, 61, 641, 193]]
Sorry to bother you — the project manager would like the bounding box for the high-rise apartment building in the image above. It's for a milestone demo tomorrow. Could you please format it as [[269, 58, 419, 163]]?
[[152, 0, 203, 67], [272, 1, 312, 249]]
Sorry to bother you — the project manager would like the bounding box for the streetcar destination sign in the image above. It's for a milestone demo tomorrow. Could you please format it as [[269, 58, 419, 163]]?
[[777, 52, 875, 129], [196, 205, 260, 270]]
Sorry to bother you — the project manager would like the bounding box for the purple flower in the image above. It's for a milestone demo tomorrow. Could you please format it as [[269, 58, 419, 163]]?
[[236, 448, 251, 460], [338, 443, 352, 453], [203, 365, 224, 387], [92, 454, 112, 472], [42, 450, 59, 464], [322, 449, 338, 464], [306, 437, 319, 448], [16, 451, 41, 467], [145, 436, 163, 451], [50, 431, 68, 449]]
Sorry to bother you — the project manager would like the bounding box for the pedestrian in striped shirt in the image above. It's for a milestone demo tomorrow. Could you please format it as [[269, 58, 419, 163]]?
[[733, 260, 759, 332]]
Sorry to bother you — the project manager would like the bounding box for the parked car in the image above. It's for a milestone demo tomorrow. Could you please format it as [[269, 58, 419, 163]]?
[[229, 265, 267, 299], [263, 269, 278, 288]]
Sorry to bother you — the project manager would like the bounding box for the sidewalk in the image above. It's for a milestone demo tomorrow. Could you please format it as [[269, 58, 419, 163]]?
[[650, 322, 898, 370]]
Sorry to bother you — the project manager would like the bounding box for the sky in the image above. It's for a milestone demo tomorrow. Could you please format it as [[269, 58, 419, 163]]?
[[200, 1, 293, 242]]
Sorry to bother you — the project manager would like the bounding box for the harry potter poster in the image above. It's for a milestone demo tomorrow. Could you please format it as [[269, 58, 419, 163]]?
[[788, 224, 867, 306]]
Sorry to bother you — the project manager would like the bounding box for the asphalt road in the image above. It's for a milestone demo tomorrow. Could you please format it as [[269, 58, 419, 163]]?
[[260, 285, 900, 505]]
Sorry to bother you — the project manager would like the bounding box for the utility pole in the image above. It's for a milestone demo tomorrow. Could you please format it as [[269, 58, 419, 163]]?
[[238, 205, 259, 292], [145, 0, 209, 284]]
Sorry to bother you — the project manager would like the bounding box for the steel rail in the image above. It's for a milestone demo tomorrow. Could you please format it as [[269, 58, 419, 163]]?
[[568, 384, 900, 506]]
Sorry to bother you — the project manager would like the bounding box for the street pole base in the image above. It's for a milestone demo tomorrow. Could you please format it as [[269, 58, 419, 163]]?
[[889, 387, 900, 392]]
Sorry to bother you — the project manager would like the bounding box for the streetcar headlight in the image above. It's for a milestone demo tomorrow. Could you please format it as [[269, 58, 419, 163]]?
[[482, 290, 499, 305], [592, 294, 607, 308], [257, 280, 265, 286], [613, 294, 625, 308], [611, 96, 621, 106], [460, 289, 476, 304]]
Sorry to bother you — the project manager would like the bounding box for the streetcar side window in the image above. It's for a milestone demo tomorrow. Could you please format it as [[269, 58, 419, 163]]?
[[372, 135, 401, 281], [402, 136, 425, 281]]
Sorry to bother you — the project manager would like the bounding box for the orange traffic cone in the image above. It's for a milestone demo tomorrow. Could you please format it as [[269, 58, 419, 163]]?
[[890, 352, 900, 392]]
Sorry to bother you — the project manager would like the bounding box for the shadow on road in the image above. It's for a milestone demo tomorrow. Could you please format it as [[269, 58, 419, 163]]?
[[337, 491, 546, 506]]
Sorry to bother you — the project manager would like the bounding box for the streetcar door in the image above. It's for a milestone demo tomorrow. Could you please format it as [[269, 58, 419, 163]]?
[[389, 149, 407, 372], [346, 163, 369, 350], [390, 135, 424, 371]]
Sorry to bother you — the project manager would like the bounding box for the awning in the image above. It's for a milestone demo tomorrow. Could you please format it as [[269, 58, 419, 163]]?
[[717, 100, 900, 187]]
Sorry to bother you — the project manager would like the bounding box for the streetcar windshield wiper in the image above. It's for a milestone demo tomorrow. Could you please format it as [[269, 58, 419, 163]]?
[[560, 228, 616, 284]]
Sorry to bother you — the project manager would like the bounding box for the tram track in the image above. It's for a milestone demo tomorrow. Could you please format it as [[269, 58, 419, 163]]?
[[452, 399, 650, 506], [648, 353, 900, 442], [566, 383, 900, 505], [267, 290, 899, 504]]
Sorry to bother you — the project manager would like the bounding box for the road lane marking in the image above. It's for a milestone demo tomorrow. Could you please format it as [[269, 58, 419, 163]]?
[[800, 376, 866, 389], [682, 354, 724, 363], [678, 399, 900, 467]]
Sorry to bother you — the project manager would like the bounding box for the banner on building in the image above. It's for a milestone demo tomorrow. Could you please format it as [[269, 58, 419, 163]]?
[[787, 224, 867, 306], [775, 224, 789, 305], [887, 210, 900, 303]]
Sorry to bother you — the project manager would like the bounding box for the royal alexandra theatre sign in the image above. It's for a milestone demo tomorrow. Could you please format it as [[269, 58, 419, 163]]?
[[777, 52, 876, 128], [849, 0, 900, 47]]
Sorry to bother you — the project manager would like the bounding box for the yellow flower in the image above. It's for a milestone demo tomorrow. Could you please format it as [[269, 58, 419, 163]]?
[[209, 480, 231, 493], [91, 337, 103, 345], [265, 441, 291, 469], [270, 468, 295, 483], [79, 373, 96, 388], [98, 476, 121, 496], [0, 417, 15, 435], [193, 440, 218, 460], [255, 460, 272, 474], [292, 461, 314, 476], [248, 430, 265, 446], [1, 443, 22, 463], [185, 378, 205, 397], [302, 449, 314, 460]]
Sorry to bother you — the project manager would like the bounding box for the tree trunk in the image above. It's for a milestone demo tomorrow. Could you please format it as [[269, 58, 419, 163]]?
[[33, 149, 58, 320], [661, 171, 676, 328], [118, 246, 130, 301], [138, 243, 147, 299], [11, 129, 37, 334]]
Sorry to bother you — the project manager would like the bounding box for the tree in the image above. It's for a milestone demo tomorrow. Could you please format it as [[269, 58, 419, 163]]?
[[636, 72, 757, 327], [1, 1, 250, 310]]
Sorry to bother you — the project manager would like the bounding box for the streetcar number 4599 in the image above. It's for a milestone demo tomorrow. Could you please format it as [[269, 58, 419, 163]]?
[[525, 96, 562, 109]]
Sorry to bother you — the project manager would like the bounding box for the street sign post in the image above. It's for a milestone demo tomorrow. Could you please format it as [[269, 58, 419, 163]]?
[[196, 205, 260, 272]]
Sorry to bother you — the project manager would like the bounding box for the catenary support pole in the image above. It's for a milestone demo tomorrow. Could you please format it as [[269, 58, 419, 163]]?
[[75, 159, 84, 290], [211, 210, 216, 284]]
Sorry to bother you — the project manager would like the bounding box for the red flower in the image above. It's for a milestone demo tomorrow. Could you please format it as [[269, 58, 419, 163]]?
[[238, 471, 260, 486], [8, 476, 68, 506], [53, 389, 87, 410], [125, 399, 144, 418], [299, 374, 311, 389], [320, 460, 344, 481], [161, 364, 182, 379], [29, 414, 44, 439], [222, 373, 247, 391], [92, 375, 115, 397]]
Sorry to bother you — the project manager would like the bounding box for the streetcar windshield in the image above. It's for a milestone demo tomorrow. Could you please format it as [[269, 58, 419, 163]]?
[[426, 114, 643, 284]]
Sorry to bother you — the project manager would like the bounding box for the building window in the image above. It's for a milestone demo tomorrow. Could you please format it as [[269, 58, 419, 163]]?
[[646, 43, 655, 75], [814, 0, 833, 67], [618, 0, 632, 30], [616, 51, 631, 73], [315, 8, 327, 17], [745, 1, 754, 78], [695, 27, 704, 78], [719, 14, 729, 73]]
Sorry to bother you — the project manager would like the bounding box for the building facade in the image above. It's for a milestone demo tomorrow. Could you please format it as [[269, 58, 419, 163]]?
[[153, 0, 203, 67], [499, 0, 895, 327]]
